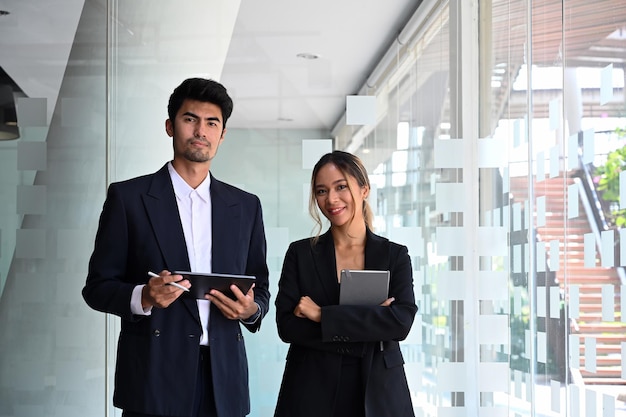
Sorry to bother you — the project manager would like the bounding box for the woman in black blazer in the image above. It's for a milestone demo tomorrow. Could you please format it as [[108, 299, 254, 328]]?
[[274, 151, 417, 417]]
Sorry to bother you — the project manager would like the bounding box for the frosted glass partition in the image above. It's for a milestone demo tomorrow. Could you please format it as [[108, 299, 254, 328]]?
[[335, 0, 626, 416], [0, 3, 108, 415], [211, 129, 333, 413], [1, 1, 626, 417], [341, 3, 480, 414]]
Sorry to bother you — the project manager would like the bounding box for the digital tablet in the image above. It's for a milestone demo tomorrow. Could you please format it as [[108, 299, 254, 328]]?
[[339, 269, 390, 305], [173, 271, 256, 300]]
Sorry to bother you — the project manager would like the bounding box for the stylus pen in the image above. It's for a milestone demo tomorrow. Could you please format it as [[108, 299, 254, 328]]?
[[148, 271, 189, 292]]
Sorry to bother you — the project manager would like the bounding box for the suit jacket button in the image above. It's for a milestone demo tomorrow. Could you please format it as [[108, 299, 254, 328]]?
[[237, 333, 243, 341], [153, 329, 160, 337]]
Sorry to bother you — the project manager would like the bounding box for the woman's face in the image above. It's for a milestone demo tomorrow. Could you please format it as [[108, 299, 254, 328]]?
[[313, 163, 368, 228]]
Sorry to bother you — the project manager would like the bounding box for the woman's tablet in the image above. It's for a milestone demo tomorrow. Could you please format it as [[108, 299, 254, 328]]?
[[339, 269, 389, 305], [174, 271, 256, 300]]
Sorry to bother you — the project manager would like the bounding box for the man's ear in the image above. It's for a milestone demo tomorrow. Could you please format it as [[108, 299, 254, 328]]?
[[165, 119, 173, 137]]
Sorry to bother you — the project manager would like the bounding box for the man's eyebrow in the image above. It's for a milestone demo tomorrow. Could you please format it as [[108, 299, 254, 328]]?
[[181, 111, 222, 123]]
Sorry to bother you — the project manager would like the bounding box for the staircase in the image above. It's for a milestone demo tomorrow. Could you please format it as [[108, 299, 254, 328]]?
[[510, 174, 626, 385]]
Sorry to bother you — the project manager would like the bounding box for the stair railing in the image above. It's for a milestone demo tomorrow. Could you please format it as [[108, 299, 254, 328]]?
[[573, 133, 626, 285]]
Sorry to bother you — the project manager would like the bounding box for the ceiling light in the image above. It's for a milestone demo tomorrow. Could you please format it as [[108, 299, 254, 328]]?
[[296, 52, 320, 60]]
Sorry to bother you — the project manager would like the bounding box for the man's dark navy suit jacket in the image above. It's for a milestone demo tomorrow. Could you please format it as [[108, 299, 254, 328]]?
[[83, 164, 270, 417]]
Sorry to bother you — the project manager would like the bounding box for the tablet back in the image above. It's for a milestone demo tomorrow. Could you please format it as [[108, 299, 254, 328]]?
[[339, 269, 390, 305], [174, 271, 256, 300]]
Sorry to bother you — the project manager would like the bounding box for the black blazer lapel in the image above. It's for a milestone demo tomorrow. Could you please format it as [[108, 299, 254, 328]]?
[[143, 165, 190, 270], [210, 176, 242, 273], [311, 231, 340, 303], [311, 229, 391, 304], [142, 164, 198, 321], [364, 229, 390, 271]]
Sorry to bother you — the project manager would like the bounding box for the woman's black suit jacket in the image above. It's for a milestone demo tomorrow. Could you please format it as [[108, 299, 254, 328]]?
[[82, 164, 270, 417], [274, 229, 417, 417]]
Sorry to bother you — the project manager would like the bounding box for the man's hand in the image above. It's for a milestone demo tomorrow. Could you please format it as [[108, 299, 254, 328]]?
[[207, 284, 258, 320], [294, 296, 321, 322], [141, 270, 191, 309]]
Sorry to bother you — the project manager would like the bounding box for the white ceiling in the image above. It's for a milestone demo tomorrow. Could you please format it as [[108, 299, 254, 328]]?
[[0, 0, 421, 133], [221, 0, 422, 130], [3, 0, 626, 135]]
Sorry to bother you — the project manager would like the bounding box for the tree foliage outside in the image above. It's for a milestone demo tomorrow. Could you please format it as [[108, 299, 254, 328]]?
[[594, 129, 626, 228]]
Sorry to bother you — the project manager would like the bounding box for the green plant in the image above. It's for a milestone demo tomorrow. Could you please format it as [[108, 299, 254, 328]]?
[[595, 129, 626, 227]]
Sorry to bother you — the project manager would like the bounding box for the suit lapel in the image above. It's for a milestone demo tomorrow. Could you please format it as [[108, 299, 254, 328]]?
[[364, 229, 390, 270], [143, 164, 198, 321], [312, 229, 390, 304], [210, 176, 241, 273], [143, 165, 190, 270], [311, 231, 340, 303]]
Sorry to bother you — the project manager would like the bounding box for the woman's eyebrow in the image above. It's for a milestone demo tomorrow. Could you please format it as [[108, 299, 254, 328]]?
[[315, 179, 346, 188]]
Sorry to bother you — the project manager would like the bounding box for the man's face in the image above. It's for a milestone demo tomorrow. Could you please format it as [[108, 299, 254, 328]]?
[[165, 99, 226, 164]]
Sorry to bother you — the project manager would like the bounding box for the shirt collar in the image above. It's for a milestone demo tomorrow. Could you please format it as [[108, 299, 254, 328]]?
[[167, 161, 211, 202]]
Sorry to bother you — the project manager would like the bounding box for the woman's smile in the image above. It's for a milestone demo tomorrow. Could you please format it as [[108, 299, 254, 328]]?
[[327, 206, 345, 216]]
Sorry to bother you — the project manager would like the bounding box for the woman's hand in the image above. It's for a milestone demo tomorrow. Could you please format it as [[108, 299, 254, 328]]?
[[294, 296, 321, 322], [380, 297, 395, 307]]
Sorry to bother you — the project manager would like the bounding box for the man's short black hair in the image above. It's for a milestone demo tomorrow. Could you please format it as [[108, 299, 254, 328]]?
[[167, 78, 234, 127]]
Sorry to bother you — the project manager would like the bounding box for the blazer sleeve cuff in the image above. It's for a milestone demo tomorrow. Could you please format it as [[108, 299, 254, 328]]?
[[240, 302, 262, 324]]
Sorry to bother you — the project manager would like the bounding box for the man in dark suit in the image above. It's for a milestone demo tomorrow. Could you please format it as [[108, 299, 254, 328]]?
[[82, 78, 270, 417]]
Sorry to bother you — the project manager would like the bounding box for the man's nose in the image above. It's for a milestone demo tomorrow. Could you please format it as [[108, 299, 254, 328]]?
[[194, 124, 207, 138]]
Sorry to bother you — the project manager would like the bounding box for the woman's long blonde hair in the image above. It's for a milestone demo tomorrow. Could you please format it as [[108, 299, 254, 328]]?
[[309, 151, 373, 243]]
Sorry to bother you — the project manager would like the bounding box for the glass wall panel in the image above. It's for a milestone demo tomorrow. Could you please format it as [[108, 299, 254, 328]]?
[[561, 1, 626, 416], [483, 0, 543, 414], [476, 0, 626, 416], [2, 1, 626, 417], [0, 2, 108, 416], [211, 128, 332, 415], [339, 0, 626, 415], [339, 1, 485, 414]]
